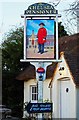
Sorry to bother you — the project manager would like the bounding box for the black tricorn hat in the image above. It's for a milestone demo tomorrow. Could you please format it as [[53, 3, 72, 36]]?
[[39, 22, 45, 26]]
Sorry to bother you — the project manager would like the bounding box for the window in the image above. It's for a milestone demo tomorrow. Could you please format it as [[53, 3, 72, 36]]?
[[66, 88, 69, 93], [30, 86, 38, 102]]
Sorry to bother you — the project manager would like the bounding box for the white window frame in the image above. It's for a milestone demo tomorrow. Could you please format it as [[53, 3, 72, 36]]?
[[30, 85, 38, 103]]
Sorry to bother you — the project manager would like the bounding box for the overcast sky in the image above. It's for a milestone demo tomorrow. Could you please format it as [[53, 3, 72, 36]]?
[[0, 0, 77, 44]]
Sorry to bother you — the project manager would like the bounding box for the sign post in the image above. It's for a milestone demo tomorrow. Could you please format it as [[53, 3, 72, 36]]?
[[56, 14, 59, 60], [37, 66, 45, 119], [21, 2, 61, 119], [30, 62, 52, 119]]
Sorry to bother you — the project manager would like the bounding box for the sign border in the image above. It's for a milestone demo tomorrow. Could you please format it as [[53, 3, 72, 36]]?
[[26, 19, 55, 60], [22, 15, 60, 62]]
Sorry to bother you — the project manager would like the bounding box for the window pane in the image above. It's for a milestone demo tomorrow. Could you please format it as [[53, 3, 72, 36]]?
[[32, 94, 34, 100], [35, 87, 37, 93], [32, 94, 36, 100], [34, 94, 36, 100], [32, 87, 35, 93], [32, 86, 37, 93]]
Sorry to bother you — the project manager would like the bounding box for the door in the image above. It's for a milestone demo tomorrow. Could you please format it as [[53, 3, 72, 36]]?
[[59, 80, 71, 118]]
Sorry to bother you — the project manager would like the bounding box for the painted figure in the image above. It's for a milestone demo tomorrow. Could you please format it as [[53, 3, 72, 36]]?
[[37, 23, 47, 54], [29, 30, 36, 47]]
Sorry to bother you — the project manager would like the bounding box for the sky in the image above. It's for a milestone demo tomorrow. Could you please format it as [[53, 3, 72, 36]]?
[[0, 0, 77, 44], [27, 20, 54, 35]]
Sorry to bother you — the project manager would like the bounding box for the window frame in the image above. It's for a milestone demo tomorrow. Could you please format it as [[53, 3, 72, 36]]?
[[30, 85, 38, 103]]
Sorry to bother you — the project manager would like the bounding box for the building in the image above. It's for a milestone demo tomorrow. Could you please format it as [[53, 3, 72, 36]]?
[[16, 33, 79, 118], [50, 52, 77, 118]]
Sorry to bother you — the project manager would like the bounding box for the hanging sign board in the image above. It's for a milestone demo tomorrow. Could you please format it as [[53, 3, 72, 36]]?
[[21, 2, 61, 62], [26, 19, 55, 60], [25, 103, 53, 113]]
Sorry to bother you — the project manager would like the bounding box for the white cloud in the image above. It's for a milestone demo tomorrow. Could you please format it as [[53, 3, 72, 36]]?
[[29, 20, 39, 29], [27, 28, 32, 35], [42, 20, 51, 27]]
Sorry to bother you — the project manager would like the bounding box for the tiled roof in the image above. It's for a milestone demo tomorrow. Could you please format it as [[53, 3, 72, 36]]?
[[59, 33, 79, 86], [65, 54, 79, 86], [16, 64, 36, 81], [16, 33, 79, 86]]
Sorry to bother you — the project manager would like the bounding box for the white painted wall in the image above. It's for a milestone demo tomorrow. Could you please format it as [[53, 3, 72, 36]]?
[[52, 53, 76, 118], [24, 79, 37, 103], [76, 88, 79, 120], [43, 79, 51, 102], [23, 78, 51, 117], [24, 79, 51, 103]]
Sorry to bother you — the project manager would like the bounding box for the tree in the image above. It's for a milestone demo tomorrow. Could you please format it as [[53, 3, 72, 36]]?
[[2, 26, 30, 73], [65, 0, 79, 18], [2, 26, 30, 118], [54, 22, 68, 38], [63, 0, 79, 34]]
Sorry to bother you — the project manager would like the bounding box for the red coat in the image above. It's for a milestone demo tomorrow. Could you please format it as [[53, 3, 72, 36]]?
[[37, 27, 47, 44]]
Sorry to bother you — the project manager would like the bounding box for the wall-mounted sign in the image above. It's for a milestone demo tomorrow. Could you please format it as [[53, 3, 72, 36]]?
[[25, 103, 53, 113], [26, 19, 55, 60], [24, 2, 58, 15]]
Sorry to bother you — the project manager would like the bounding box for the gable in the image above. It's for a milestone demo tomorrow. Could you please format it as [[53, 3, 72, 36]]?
[[50, 52, 74, 83]]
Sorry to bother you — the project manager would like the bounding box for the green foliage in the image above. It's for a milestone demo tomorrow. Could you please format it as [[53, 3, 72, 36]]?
[[54, 22, 68, 38], [58, 22, 68, 37], [2, 26, 24, 73], [2, 26, 29, 118]]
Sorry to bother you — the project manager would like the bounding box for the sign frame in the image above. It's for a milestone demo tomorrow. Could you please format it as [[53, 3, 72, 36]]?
[[26, 18, 55, 60], [20, 3, 61, 62]]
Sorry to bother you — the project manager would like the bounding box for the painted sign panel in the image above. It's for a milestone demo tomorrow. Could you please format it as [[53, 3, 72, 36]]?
[[25, 103, 53, 113], [26, 19, 55, 60], [24, 2, 58, 15]]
